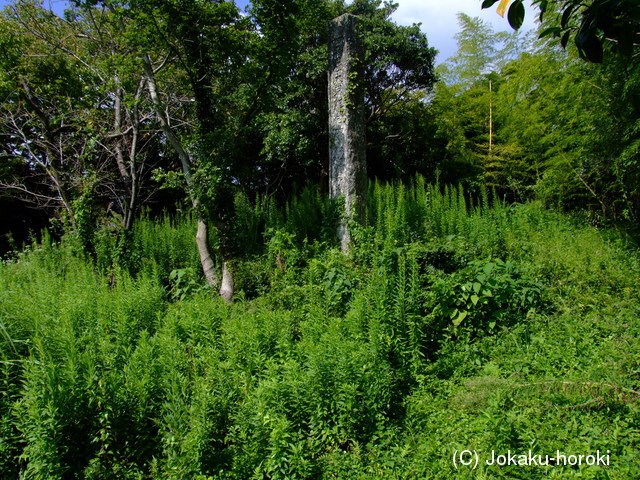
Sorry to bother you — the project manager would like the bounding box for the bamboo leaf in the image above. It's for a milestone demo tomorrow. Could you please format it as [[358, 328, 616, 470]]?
[[539, 26, 561, 39]]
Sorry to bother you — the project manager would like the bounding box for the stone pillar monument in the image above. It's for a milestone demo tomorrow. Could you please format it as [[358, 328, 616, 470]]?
[[328, 13, 366, 253]]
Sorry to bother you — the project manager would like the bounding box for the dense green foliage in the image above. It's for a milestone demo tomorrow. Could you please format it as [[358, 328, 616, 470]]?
[[0, 0, 437, 221], [0, 0, 439, 300], [2, 0, 639, 258], [2, 1, 640, 477], [1, 179, 639, 478], [430, 13, 640, 227]]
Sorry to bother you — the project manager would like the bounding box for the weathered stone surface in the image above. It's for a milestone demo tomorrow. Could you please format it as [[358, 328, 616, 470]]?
[[328, 13, 366, 253]]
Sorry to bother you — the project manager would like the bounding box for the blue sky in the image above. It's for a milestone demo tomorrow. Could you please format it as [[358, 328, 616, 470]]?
[[1, 0, 537, 64]]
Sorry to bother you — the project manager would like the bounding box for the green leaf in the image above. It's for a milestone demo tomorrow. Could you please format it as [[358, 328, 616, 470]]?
[[471, 294, 480, 305], [538, 1, 548, 22], [507, 1, 525, 30], [481, 0, 499, 9], [538, 0, 548, 15], [616, 27, 634, 57], [473, 282, 481, 294], [539, 27, 561, 39], [561, 5, 575, 30], [576, 29, 603, 63], [452, 310, 468, 326]]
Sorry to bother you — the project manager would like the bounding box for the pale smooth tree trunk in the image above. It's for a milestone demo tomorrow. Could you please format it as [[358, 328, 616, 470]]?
[[194, 212, 221, 291], [219, 260, 234, 304], [143, 54, 223, 293]]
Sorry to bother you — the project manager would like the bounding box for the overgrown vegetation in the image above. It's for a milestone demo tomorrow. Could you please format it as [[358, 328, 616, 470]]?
[[1, 179, 639, 478], [2, 0, 639, 477]]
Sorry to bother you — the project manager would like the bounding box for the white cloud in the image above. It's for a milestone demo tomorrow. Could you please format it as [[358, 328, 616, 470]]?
[[391, 0, 538, 63]]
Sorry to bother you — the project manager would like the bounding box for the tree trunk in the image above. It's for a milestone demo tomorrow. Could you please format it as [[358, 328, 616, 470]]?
[[195, 214, 220, 289], [143, 54, 221, 291], [328, 13, 367, 253], [219, 260, 234, 303]]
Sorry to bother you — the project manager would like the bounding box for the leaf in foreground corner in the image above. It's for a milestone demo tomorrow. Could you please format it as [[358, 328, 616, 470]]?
[[508, 1, 525, 29]]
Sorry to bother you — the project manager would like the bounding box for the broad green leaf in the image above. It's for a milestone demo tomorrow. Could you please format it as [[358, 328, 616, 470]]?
[[452, 310, 468, 326], [471, 294, 479, 305], [538, 0, 548, 22], [508, 1, 525, 29], [561, 5, 575, 30], [576, 29, 603, 63], [482, 0, 500, 9]]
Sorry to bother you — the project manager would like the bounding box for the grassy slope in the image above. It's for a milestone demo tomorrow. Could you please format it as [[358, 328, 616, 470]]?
[[0, 181, 638, 479]]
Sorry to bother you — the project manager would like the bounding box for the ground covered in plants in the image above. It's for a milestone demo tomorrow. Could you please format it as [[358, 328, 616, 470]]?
[[1, 180, 639, 479]]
